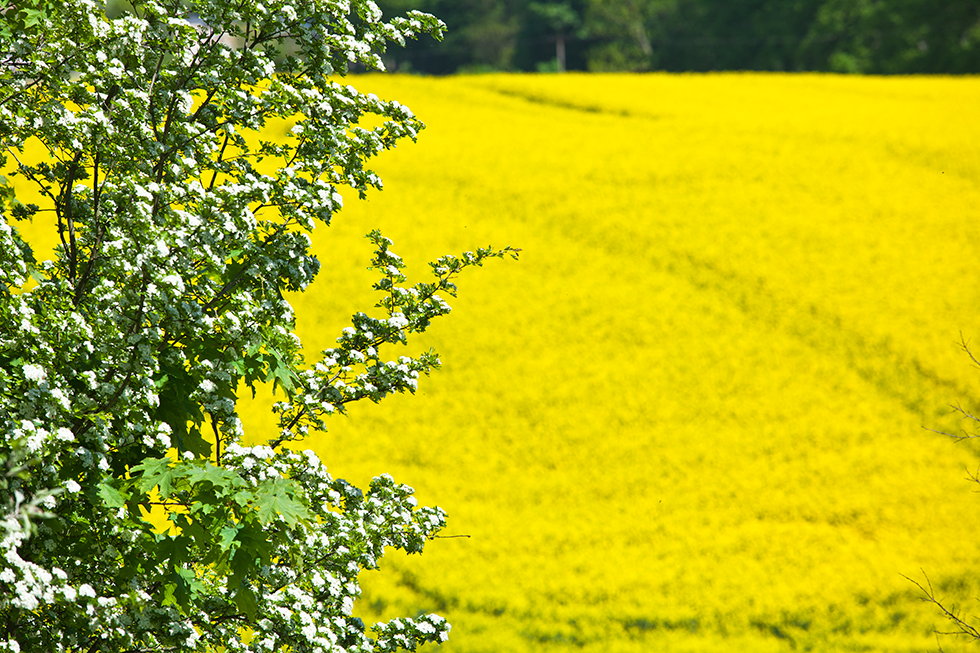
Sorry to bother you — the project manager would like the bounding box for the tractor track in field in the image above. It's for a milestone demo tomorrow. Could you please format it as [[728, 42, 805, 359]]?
[[466, 83, 639, 119], [658, 245, 971, 424], [466, 77, 972, 430], [537, 206, 972, 426]]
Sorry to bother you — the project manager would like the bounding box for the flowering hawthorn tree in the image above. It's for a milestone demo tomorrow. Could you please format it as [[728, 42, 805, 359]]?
[[0, 0, 517, 651]]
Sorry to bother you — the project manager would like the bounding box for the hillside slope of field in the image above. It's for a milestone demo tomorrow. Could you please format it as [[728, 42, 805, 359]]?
[[11, 73, 980, 652]]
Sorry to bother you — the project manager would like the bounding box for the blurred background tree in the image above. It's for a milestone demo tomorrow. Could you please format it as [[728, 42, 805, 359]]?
[[583, 0, 665, 71], [373, 0, 980, 73], [527, 2, 582, 72], [800, 0, 980, 73], [373, 0, 525, 73]]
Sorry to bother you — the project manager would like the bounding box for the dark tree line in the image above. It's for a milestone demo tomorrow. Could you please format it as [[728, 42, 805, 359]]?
[[376, 0, 980, 74]]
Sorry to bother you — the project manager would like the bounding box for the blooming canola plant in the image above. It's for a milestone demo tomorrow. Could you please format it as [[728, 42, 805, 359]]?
[[246, 73, 980, 652]]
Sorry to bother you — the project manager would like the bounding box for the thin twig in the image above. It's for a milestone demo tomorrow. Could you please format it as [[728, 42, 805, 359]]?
[[903, 569, 980, 641]]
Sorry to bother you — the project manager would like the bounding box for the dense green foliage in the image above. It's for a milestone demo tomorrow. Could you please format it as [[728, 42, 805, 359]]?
[[372, 0, 980, 73], [0, 1, 515, 651]]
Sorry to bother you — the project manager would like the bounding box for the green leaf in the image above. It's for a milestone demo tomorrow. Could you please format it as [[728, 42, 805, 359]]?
[[97, 479, 127, 509], [153, 359, 211, 458], [218, 523, 240, 552], [255, 478, 310, 527], [131, 456, 178, 496], [154, 533, 193, 568], [175, 514, 208, 549], [235, 345, 267, 397], [21, 8, 46, 28], [264, 348, 297, 396], [227, 522, 273, 594], [160, 566, 200, 614], [233, 585, 258, 620], [183, 462, 245, 496]]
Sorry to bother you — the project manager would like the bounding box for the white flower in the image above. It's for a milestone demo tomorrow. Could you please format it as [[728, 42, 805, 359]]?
[[176, 90, 193, 114], [81, 370, 98, 389], [106, 59, 124, 78], [21, 364, 46, 382], [25, 430, 47, 453], [49, 388, 70, 410], [78, 584, 96, 598], [65, 480, 81, 494], [161, 274, 184, 291], [303, 450, 321, 468]]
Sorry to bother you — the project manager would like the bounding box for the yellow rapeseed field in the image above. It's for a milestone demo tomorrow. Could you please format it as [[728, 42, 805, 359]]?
[[10, 72, 980, 651]]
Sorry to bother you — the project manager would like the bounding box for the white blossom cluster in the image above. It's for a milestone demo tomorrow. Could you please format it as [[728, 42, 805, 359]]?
[[0, 0, 499, 650]]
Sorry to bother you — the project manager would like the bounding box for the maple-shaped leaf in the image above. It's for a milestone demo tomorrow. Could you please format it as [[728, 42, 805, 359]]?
[[131, 456, 178, 496], [183, 462, 246, 496], [255, 478, 310, 527], [264, 348, 297, 396], [218, 523, 240, 552], [97, 478, 128, 509]]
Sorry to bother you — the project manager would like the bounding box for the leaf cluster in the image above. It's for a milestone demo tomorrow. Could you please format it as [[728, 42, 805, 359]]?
[[0, 0, 514, 651]]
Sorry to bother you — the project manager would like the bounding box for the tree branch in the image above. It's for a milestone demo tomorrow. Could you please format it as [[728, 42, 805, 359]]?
[[904, 570, 980, 641]]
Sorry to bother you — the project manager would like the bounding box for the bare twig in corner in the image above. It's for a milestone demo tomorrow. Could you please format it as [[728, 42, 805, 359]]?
[[903, 569, 980, 641]]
